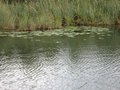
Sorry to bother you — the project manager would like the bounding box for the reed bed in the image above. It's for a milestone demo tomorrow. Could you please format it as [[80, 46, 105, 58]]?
[[0, 0, 120, 30]]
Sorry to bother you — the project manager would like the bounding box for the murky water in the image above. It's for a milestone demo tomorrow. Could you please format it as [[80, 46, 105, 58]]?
[[0, 27, 120, 90]]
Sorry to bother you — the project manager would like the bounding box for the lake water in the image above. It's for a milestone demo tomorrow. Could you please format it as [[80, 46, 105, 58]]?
[[0, 27, 120, 90]]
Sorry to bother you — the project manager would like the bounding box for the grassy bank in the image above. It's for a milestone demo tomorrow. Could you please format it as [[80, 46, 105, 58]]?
[[0, 0, 120, 31]]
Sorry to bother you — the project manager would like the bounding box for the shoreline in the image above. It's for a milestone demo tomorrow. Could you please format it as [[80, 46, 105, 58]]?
[[1, 22, 120, 32]]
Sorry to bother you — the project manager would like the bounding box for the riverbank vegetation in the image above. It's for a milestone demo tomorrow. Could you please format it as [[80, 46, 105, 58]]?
[[0, 0, 120, 31]]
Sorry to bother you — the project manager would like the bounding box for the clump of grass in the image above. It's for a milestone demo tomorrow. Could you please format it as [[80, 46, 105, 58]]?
[[0, 0, 120, 31]]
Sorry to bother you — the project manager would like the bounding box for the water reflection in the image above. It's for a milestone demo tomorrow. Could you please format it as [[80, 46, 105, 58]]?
[[0, 27, 120, 90]]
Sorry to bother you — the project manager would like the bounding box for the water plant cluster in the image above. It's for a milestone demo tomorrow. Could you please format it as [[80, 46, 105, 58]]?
[[0, 26, 112, 38], [0, 0, 120, 30]]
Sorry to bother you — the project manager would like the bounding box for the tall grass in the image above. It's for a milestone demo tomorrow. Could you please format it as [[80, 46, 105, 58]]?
[[0, 0, 120, 30]]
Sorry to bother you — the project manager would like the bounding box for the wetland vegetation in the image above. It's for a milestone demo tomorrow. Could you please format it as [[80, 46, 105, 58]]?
[[0, 0, 120, 31]]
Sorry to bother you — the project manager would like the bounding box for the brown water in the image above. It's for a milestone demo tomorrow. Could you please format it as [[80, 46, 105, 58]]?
[[0, 27, 120, 90]]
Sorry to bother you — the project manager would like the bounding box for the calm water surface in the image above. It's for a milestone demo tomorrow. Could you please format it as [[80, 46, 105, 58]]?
[[0, 27, 120, 90]]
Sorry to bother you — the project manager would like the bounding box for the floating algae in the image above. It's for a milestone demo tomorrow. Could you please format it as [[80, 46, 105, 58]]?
[[0, 26, 112, 38]]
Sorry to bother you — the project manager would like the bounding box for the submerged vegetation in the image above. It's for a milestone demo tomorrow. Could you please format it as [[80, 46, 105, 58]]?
[[0, 0, 120, 30]]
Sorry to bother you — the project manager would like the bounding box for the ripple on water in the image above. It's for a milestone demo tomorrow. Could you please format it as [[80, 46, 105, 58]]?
[[0, 28, 120, 90]]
